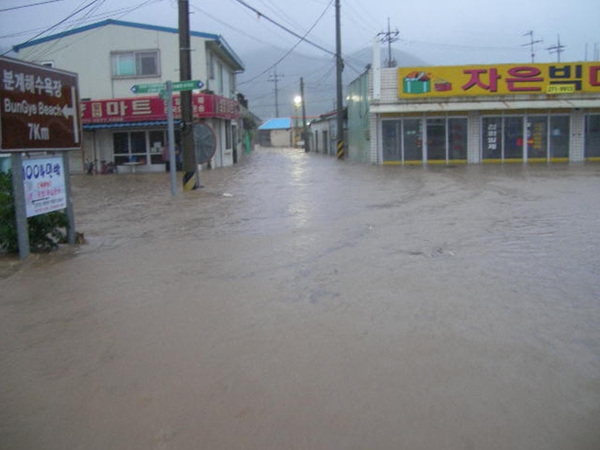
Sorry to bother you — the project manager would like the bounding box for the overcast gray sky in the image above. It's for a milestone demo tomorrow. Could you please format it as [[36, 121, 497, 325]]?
[[1, 0, 599, 64], [2, 0, 599, 118]]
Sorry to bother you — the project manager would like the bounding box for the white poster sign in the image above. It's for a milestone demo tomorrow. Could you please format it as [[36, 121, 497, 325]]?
[[22, 156, 66, 217]]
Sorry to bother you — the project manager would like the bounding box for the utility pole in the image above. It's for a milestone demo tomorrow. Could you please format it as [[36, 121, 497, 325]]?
[[378, 17, 400, 68], [335, 0, 344, 159], [178, 0, 200, 190], [547, 34, 566, 62], [268, 67, 283, 117], [522, 30, 543, 63], [300, 76, 309, 152]]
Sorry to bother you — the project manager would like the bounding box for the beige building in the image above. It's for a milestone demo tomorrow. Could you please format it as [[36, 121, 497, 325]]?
[[13, 19, 245, 173]]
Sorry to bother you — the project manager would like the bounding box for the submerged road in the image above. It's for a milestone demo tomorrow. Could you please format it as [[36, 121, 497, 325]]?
[[1, 147, 600, 449]]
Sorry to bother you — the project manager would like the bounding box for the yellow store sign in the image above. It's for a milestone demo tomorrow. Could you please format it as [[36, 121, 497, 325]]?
[[398, 62, 600, 98]]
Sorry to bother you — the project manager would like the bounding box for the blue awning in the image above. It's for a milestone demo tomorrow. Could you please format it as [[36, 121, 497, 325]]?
[[83, 120, 177, 130]]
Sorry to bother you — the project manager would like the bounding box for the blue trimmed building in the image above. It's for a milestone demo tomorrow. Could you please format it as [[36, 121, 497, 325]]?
[[12, 20, 246, 172]]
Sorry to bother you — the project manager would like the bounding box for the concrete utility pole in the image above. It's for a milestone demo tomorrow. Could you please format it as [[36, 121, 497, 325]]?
[[268, 67, 283, 117], [300, 76, 309, 152], [547, 35, 566, 62], [522, 30, 543, 63], [335, 0, 344, 159], [178, 0, 201, 190], [378, 17, 400, 68]]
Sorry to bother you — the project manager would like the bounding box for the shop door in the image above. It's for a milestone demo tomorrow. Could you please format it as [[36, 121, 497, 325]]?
[[549, 116, 569, 161], [426, 118, 446, 163], [403, 119, 423, 164], [504, 117, 524, 161], [448, 118, 468, 162], [382, 120, 401, 163], [527, 116, 547, 162]]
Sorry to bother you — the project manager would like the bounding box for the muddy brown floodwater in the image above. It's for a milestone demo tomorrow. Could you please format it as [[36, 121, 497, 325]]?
[[1, 147, 600, 450]]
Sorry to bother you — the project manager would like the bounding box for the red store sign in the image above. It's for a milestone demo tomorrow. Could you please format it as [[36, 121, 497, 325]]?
[[81, 93, 240, 125]]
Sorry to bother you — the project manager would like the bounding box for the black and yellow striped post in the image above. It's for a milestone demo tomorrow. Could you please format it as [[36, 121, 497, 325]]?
[[182, 170, 200, 191], [336, 140, 344, 159]]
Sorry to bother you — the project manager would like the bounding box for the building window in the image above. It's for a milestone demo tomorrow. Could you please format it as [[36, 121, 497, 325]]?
[[112, 130, 166, 165], [111, 50, 159, 77]]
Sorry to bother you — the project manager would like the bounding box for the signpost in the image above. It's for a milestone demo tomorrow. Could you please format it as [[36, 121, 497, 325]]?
[[0, 56, 81, 260], [131, 79, 204, 196], [0, 56, 80, 151]]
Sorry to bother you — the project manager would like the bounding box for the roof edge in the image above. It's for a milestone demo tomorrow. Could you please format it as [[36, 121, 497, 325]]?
[[13, 19, 220, 52]]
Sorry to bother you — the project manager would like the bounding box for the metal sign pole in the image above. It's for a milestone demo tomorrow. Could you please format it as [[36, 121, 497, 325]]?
[[166, 81, 177, 196], [62, 152, 76, 244], [11, 153, 29, 260]]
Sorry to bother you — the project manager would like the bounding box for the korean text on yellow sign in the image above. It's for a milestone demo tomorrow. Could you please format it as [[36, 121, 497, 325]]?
[[398, 62, 600, 98]]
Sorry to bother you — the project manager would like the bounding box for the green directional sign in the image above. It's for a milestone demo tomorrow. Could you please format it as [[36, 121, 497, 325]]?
[[172, 79, 204, 91], [130, 83, 164, 94], [131, 79, 204, 95]]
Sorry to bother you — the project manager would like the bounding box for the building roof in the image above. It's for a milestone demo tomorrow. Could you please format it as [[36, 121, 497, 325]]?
[[12, 19, 244, 72], [258, 118, 292, 130]]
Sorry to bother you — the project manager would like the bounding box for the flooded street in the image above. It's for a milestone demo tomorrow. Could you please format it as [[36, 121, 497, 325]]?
[[1, 147, 600, 449]]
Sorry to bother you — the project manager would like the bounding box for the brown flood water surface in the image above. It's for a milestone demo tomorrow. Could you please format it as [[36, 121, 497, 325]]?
[[1, 148, 599, 449]]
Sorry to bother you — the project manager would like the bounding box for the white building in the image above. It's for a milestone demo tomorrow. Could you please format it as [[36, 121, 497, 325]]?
[[13, 19, 245, 173], [346, 55, 600, 165]]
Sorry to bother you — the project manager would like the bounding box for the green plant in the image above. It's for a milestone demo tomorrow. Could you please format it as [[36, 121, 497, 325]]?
[[0, 171, 68, 254]]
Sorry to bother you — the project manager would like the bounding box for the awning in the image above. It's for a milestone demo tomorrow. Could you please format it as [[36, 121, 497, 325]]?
[[370, 98, 600, 114], [82, 120, 174, 130]]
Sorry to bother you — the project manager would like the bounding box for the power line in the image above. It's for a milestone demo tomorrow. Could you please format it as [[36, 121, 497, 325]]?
[[237, 0, 334, 86], [2, 0, 103, 56], [230, 0, 335, 56], [0, 0, 63, 13]]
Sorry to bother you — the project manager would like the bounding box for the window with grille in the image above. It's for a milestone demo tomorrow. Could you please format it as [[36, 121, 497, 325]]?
[[111, 50, 159, 77]]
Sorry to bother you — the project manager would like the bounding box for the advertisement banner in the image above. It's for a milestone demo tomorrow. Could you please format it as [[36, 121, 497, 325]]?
[[398, 62, 600, 98], [81, 93, 240, 125], [22, 156, 66, 217]]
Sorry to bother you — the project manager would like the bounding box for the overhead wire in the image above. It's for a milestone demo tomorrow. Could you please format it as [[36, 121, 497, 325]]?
[[1, 0, 104, 56], [230, 0, 336, 57], [0, 0, 63, 13], [238, 0, 334, 86], [9, 0, 163, 60]]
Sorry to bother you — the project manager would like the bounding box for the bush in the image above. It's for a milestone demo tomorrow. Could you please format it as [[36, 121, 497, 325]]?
[[0, 171, 68, 253]]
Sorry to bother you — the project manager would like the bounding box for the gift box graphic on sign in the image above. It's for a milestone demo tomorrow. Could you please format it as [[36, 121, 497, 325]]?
[[403, 72, 431, 94]]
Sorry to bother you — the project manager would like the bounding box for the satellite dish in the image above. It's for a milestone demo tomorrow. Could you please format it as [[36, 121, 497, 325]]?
[[193, 123, 217, 164]]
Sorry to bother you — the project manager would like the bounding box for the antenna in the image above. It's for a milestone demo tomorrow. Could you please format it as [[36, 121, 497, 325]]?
[[547, 35, 566, 62], [377, 18, 400, 68], [522, 30, 543, 63]]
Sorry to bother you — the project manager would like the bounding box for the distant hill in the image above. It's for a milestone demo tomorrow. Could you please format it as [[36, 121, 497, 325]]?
[[237, 46, 428, 121]]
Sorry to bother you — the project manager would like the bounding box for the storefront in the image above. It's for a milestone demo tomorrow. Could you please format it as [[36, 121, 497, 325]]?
[[369, 62, 600, 165], [81, 93, 241, 172]]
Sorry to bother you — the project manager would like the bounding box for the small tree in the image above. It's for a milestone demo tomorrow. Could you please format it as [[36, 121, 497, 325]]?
[[0, 171, 68, 253]]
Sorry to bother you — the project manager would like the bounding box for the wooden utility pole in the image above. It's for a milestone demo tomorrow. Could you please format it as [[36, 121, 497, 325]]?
[[178, 0, 201, 189], [335, 0, 344, 159]]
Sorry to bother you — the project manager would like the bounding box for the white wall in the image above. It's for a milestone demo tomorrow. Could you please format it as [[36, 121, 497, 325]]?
[[17, 24, 212, 100]]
